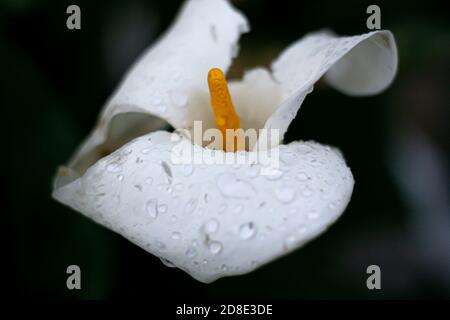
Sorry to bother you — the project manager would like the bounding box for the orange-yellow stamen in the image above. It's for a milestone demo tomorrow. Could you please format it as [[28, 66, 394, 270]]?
[[207, 68, 241, 151]]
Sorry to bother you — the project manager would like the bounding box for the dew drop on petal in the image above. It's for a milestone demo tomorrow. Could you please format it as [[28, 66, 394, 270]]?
[[157, 203, 168, 214], [107, 163, 122, 173], [264, 169, 283, 180], [204, 218, 220, 234], [284, 235, 296, 248], [160, 257, 176, 268], [184, 198, 198, 214], [185, 247, 197, 259], [218, 204, 227, 214], [245, 166, 259, 178], [296, 172, 309, 181], [297, 145, 312, 154], [170, 91, 188, 108], [171, 232, 181, 240], [182, 164, 194, 176], [307, 210, 319, 220], [156, 241, 166, 250], [298, 225, 307, 234], [275, 186, 296, 204], [207, 241, 223, 255], [239, 222, 257, 240], [310, 158, 321, 167], [145, 199, 158, 219]]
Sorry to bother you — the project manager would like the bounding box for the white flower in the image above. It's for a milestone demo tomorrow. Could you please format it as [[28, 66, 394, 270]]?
[[52, 0, 398, 283]]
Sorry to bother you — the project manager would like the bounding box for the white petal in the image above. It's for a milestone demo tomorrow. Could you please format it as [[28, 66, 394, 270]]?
[[53, 131, 353, 283], [66, 0, 248, 175], [263, 30, 398, 148]]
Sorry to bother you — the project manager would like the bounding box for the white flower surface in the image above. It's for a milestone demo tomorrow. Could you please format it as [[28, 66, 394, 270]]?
[[52, 0, 398, 283]]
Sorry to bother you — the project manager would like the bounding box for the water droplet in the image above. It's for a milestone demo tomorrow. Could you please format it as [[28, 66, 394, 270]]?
[[280, 151, 297, 164], [297, 145, 312, 154], [298, 225, 307, 234], [192, 240, 199, 247], [239, 222, 257, 240], [218, 204, 227, 214], [160, 257, 176, 268], [170, 91, 188, 108], [157, 203, 168, 214], [296, 172, 309, 181], [204, 218, 219, 234], [107, 162, 122, 173], [145, 177, 153, 185], [220, 264, 228, 271], [171, 232, 181, 240], [307, 210, 319, 220], [170, 215, 178, 222], [184, 198, 198, 214], [245, 165, 259, 178], [328, 202, 336, 210], [275, 186, 296, 203], [185, 247, 197, 259], [208, 241, 223, 255], [182, 165, 194, 176], [145, 199, 158, 219], [284, 235, 296, 248], [265, 169, 283, 180], [310, 158, 321, 167], [156, 241, 166, 250], [117, 174, 124, 181], [216, 173, 254, 198], [141, 148, 150, 154], [202, 259, 208, 265]]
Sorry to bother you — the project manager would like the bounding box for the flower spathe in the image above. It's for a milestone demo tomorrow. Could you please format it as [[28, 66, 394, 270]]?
[[53, 0, 398, 283]]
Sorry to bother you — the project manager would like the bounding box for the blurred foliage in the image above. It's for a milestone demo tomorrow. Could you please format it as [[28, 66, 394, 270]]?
[[1, 0, 449, 298]]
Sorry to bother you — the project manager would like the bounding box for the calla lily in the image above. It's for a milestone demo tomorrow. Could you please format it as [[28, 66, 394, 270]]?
[[52, 0, 398, 283]]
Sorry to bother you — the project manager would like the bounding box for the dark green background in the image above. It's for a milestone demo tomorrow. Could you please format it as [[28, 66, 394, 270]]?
[[2, 0, 449, 299]]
